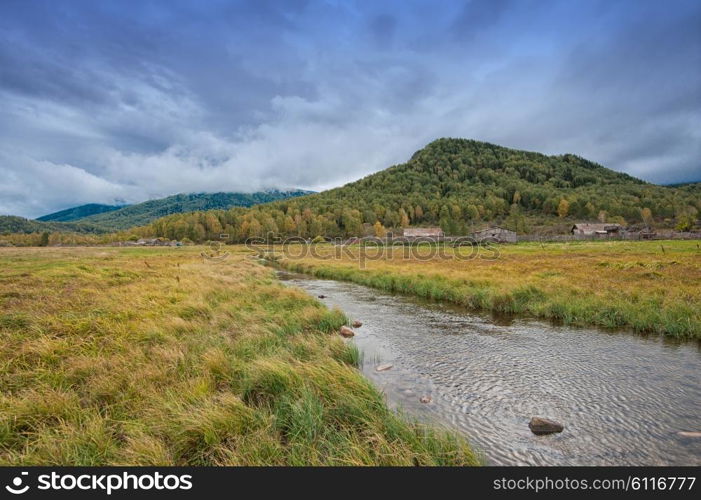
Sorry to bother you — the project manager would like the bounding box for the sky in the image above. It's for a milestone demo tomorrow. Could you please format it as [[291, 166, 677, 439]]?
[[0, 0, 699, 218]]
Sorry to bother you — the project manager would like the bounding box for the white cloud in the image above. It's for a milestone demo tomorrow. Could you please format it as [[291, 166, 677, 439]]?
[[0, 0, 699, 218], [0, 154, 125, 217]]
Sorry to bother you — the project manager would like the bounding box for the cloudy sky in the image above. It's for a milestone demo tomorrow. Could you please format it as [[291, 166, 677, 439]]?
[[1, 0, 699, 218]]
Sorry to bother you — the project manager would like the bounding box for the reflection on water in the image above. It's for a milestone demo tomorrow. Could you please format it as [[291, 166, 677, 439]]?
[[279, 271, 701, 466]]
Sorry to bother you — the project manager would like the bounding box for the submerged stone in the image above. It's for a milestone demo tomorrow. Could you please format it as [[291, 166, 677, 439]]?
[[528, 417, 564, 435]]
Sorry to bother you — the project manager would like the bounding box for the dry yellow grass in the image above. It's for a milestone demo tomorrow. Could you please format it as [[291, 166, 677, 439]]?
[[274, 240, 701, 338], [0, 246, 477, 465]]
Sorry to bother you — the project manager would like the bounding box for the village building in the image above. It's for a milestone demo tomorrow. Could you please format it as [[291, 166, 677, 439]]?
[[571, 223, 623, 237], [135, 238, 181, 246], [402, 227, 444, 238], [136, 238, 162, 246], [471, 226, 518, 243]]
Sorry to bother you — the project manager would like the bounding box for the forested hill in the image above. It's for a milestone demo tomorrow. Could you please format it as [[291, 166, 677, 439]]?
[[142, 138, 700, 242], [0, 216, 109, 235], [37, 203, 124, 222], [77, 191, 313, 231], [0, 190, 312, 234], [309, 138, 650, 220]]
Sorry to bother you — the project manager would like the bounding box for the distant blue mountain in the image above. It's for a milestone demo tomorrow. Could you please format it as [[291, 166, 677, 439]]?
[[24, 190, 313, 232], [37, 203, 125, 222]]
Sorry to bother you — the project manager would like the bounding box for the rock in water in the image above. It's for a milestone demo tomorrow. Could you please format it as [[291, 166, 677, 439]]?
[[375, 363, 393, 372], [339, 326, 355, 338], [352, 320, 363, 328], [318, 295, 326, 299], [528, 417, 564, 435], [419, 396, 432, 403]]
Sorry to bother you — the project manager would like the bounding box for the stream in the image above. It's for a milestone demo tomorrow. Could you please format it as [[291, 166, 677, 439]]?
[[278, 270, 701, 466]]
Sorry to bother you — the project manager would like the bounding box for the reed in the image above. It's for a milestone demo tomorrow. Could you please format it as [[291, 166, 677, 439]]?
[[0, 247, 478, 465], [275, 240, 701, 338]]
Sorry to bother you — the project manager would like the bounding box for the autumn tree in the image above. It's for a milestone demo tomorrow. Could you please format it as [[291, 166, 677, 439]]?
[[283, 216, 297, 234], [557, 199, 570, 218], [204, 213, 223, 236], [399, 208, 410, 227], [512, 191, 521, 205], [373, 221, 387, 238], [641, 207, 653, 228], [414, 205, 424, 222], [675, 214, 695, 232]]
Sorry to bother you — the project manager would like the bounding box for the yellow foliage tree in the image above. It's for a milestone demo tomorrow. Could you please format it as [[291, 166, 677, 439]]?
[[373, 221, 387, 238], [399, 208, 410, 227], [557, 199, 570, 218], [641, 207, 653, 228]]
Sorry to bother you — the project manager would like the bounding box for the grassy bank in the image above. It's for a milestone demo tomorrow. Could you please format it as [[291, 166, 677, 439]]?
[[0, 247, 478, 465], [273, 240, 701, 339]]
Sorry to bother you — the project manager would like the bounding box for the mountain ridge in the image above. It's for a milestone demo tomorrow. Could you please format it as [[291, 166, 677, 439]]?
[[137, 138, 699, 241], [77, 190, 314, 230], [1, 190, 313, 234], [2, 139, 698, 239], [37, 203, 125, 222]]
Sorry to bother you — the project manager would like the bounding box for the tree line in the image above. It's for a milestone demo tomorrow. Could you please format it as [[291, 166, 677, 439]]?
[[2, 139, 698, 245], [133, 139, 699, 241]]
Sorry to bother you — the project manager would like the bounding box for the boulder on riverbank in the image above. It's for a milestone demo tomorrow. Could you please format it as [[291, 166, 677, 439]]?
[[528, 417, 564, 435], [339, 326, 355, 337]]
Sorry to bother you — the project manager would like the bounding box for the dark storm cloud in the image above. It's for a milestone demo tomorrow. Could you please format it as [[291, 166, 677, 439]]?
[[0, 37, 114, 106], [0, 0, 699, 217], [540, 1, 701, 181], [450, 0, 513, 39], [368, 14, 397, 49]]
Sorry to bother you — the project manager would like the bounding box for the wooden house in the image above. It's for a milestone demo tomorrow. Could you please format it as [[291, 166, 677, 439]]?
[[571, 223, 622, 236], [402, 227, 444, 238], [472, 227, 517, 243]]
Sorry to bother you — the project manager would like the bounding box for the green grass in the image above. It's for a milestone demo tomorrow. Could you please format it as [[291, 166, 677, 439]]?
[[274, 240, 701, 338], [0, 247, 478, 465]]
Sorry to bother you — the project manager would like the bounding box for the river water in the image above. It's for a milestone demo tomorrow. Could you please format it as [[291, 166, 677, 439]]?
[[278, 270, 701, 466]]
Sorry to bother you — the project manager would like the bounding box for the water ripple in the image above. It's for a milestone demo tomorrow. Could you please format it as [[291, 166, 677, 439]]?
[[280, 272, 701, 466]]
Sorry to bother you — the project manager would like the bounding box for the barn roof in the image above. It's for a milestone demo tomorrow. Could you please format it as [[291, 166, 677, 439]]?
[[473, 226, 515, 233], [403, 227, 443, 236]]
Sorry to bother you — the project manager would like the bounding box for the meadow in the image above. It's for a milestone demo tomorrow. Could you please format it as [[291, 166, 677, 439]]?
[[273, 240, 701, 339], [0, 247, 478, 465]]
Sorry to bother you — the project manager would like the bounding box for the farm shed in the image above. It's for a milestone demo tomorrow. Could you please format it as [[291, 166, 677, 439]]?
[[472, 227, 518, 243], [571, 223, 622, 236], [402, 227, 444, 238]]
